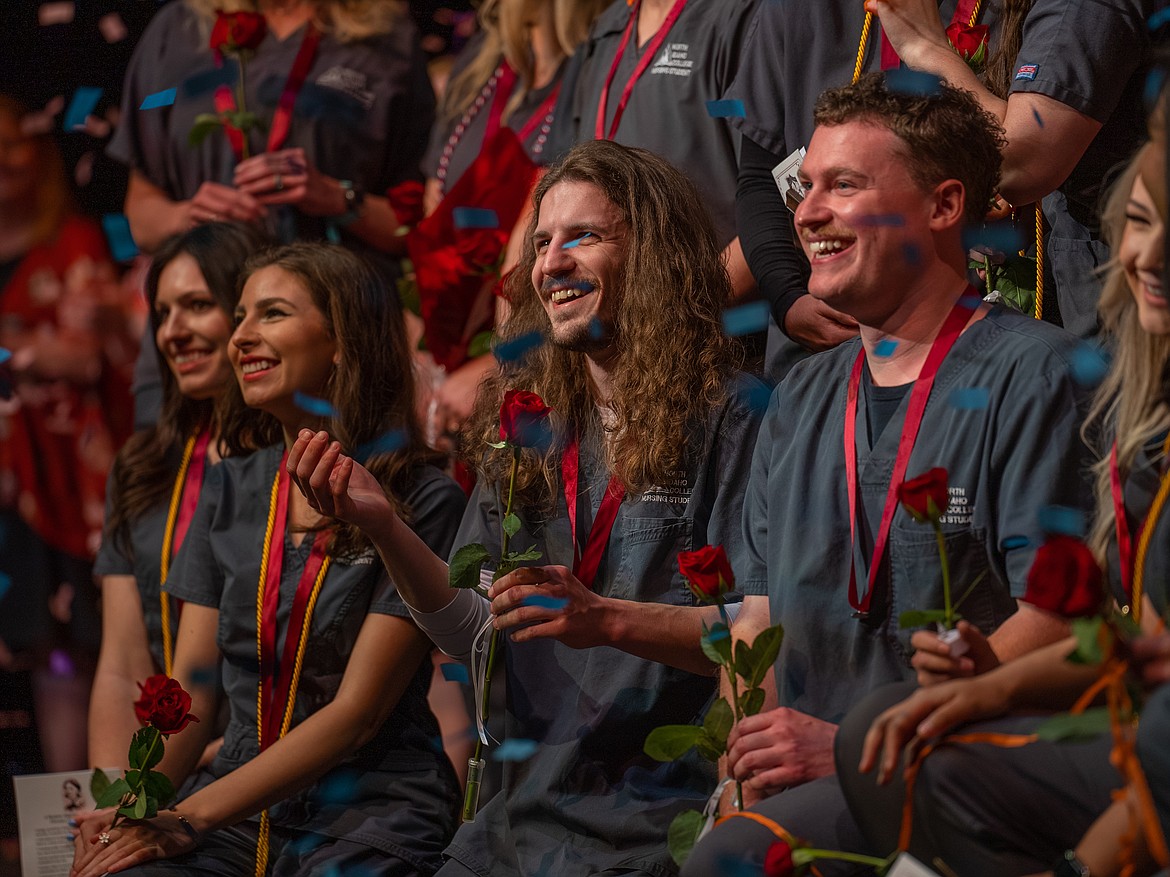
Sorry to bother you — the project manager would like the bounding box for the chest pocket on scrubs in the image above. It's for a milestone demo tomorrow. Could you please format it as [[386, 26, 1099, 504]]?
[[611, 516, 693, 604], [887, 524, 1013, 659]]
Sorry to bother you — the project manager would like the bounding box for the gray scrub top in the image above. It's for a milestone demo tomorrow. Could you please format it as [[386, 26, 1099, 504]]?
[[422, 32, 564, 188], [107, 2, 434, 250], [545, 0, 759, 246], [741, 307, 1095, 722], [444, 373, 765, 877], [93, 448, 214, 673], [165, 445, 466, 854], [1106, 434, 1170, 615]]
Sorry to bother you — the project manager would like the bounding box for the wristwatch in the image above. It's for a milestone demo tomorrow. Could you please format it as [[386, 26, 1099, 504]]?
[[1053, 850, 1091, 877], [337, 179, 366, 225]]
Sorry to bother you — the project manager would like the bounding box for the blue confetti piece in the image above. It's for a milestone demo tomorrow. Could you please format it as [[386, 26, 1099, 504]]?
[[354, 429, 408, 461], [452, 207, 499, 229], [885, 68, 943, 96], [181, 66, 236, 99], [439, 662, 470, 685], [1147, 68, 1168, 106], [316, 771, 360, 804], [64, 87, 102, 131], [588, 316, 605, 340], [293, 391, 339, 418], [139, 87, 177, 110], [855, 213, 906, 227], [714, 855, 759, 877], [494, 330, 544, 363], [561, 233, 593, 249], [0, 572, 10, 603], [1032, 107, 1045, 128], [705, 98, 745, 118], [1150, 7, 1170, 29], [522, 594, 569, 611], [1070, 342, 1109, 388], [874, 339, 899, 357], [959, 293, 984, 309], [722, 301, 770, 337], [285, 831, 326, 856], [1037, 505, 1086, 537], [901, 243, 922, 266], [744, 381, 772, 413], [492, 738, 539, 762], [706, 625, 730, 642], [948, 387, 989, 409], [1001, 535, 1031, 550], [189, 665, 217, 686], [0, 349, 10, 365], [963, 224, 1024, 254], [101, 214, 139, 262]]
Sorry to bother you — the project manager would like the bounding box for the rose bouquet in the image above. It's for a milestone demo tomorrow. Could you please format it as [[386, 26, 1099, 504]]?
[[447, 389, 550, 820], [90, 674, 200, 826]]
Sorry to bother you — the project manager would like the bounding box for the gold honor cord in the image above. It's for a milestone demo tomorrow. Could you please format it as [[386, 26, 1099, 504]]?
[[253, 468, 331, 877], [1034, 204, 1044, 319], [853, 0, 983, 85], [1131, 433, 1170, 624], [158, 432, 200, 676]]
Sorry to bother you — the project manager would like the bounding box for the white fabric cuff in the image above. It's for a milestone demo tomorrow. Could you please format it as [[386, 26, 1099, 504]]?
[[406, 586, 491, 662]]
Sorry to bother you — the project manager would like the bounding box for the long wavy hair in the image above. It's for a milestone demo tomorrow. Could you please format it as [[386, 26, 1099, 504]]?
[[442, 0, 607, 126], [106, 222, 268, 558], [184, 0, 401, 42], [982, 0, 1036, 100], [220, 243, 438, 556], [1085, 146, 1170, 563], [464, 140, 739, 511], [0, 95, 71, 248]]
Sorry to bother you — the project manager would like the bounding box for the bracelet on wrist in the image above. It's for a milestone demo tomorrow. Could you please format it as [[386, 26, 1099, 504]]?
[[1052, 849, 1090, 877], [168, 810, 201, 846]]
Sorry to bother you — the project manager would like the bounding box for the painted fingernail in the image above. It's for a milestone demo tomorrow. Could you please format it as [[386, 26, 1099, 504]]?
[[68, 818, 78, 827], [66, 834, 75, 842]]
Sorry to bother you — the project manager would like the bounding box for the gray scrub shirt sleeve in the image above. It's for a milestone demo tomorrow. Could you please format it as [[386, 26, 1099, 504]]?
[[93, 468, 133, 577], [369, 466, 468, 616], [1008, 0, 1149, 123], [987, 347, 1095, 595], [163, 463, 225, 609], [739, 385, 781, 597]]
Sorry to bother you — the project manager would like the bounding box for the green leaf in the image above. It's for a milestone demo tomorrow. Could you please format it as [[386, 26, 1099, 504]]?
[[703, 697, 734, 751], [739, 687, 765, 716], [733, 638, 752, 681], [898, 609, 950, 629], [95, 778, 132, 810], [695, 730, 724, 763], [700, 622, 732, 667], [187, 116, 223, 148], [131, 790, 147, 819], [468, 330, 494, 359], [506, 545, 542, 562], [143, 770, 176, 809], [129, 727, 163, 771], [643, 724, 703, 761], [502, 513, 521, 539], [1069, 617, 1107, 665], [125, 769, 140, 788], [1035, 707, 1112, 743], [668, 810, 706, 868], [449, 543, 491, 590], [90, 767, 111, 802], [743, 623, 784, 689]]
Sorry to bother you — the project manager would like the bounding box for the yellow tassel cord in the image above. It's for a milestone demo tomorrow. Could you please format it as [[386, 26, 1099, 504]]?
[[158, 432, 199, 677], [852, 12, 873, 85], [1033, 204, 1044, 319]]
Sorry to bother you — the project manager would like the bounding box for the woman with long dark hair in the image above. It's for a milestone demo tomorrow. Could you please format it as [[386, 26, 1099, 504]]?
[[89, 222, 267, 769], [73, 243, 464, 877]]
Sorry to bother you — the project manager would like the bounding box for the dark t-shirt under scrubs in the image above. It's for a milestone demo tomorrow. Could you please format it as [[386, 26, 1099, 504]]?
[[741, 306, 1095, 722], [546, 0, 759, 247], [165, 446, 466, 867], [443, 374, 766, 877]]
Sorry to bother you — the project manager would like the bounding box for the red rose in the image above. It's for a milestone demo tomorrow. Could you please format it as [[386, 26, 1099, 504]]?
[[386, 180, 425, 228], [455, 228, 509, 270], [133, 675, 200, 735], [498, 389, 552, 448], [210, 11, 268, 57], [763, 840, 795, 877], [678, 545, 735, 603], [946, 22, 989, 63], [897, 468, 949, 524], [1024, 535, 1104, 618]]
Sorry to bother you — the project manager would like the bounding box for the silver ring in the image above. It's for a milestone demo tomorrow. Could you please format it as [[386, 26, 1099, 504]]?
[[98, 832, 111, 846], [274, 173, 284, 191]]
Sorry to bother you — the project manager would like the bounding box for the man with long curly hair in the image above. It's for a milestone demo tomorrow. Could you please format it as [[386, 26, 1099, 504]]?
[[683, 73, 1095, 875], [287, 138, 767, 876]]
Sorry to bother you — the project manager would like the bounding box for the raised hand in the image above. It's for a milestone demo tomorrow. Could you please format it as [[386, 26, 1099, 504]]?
[[287, 429, 392, 531]]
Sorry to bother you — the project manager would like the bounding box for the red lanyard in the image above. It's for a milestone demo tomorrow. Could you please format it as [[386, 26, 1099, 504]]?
[[257, 455, 330, 751], [843, 297, 976, 616], [1110, 443, 1135, 599], [214, 23, 322, 161], [594, 0, 688, 141], [561, 438, 625, 589], [483, 62, 562, 145], [878, 1, 982, 72], [172, 429, 211, 556]]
